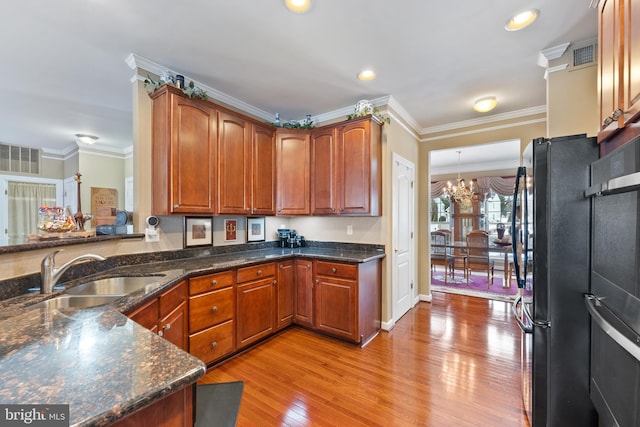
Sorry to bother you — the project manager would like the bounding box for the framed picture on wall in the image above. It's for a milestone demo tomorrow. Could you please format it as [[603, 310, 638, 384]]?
[[225, 219, 238, 241], [247, 217, 265, 242], [184, 217, 213, 248]]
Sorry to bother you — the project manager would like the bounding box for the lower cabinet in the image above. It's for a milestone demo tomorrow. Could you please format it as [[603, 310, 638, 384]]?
[[127, 280, 188, 351], [312, 259, 381, 346], [110, 384, 194, 427], [294, 258, 314, 328], [188, 271, 236, 365], [276, 260, 295, 330], [236, 263, 276, 349]]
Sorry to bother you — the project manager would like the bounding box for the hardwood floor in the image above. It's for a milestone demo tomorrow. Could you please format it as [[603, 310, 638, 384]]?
[[199, 292, 530, 426]]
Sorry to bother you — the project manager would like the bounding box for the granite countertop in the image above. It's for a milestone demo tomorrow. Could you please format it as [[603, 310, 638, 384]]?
[[0, 243, 385, 426]]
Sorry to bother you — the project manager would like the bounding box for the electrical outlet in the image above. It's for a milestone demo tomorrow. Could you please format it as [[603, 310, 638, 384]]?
[[347, 225, 353, 235]]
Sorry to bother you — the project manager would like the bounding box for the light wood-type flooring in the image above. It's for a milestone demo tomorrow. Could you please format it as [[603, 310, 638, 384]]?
[[199, 291, 530, 426]]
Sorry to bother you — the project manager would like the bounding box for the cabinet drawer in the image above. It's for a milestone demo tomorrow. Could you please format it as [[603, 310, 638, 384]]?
[[315, 261, 358, 280], [189, 287, 234, 333], [159, 280, 187, 318], [237, 263, 275, 283], [189, 320, 235, 365], [189, 270, 234, 296]]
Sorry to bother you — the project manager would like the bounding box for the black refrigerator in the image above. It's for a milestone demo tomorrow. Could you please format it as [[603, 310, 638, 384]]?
[[584, 136, 640, 426], [512, 134, 598, 427]]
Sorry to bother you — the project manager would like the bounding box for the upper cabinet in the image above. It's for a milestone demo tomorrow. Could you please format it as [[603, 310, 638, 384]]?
[[276, 130, 311, 215], [336, 117, 382, 216], [310, 127, 337, 214], [217, 111, 250, 214], [150, 85, 218, 215], [598, 0, 640, 147], [251, 124, 276, 216]]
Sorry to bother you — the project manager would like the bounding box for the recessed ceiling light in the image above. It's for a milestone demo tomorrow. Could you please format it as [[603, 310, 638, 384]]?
[[473, 97, 498, 113], [358, 69, 376, 81], [75, 133, 99, 144], [284, 0, 311, 13], [505, 9, 539, 31]]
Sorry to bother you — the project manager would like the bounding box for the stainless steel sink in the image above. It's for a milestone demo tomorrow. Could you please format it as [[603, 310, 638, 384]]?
[[28, 295, 122, 310], [65, 275, 166, 296]]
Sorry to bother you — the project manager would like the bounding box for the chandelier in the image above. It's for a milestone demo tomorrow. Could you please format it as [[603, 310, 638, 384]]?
[[443, 151, 476, 208]]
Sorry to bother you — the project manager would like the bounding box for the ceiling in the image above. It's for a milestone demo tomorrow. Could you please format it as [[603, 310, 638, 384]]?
[[0, 1, 597, 158]]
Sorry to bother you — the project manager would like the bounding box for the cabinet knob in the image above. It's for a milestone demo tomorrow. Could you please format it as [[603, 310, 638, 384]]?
[[257, 269, 262, 275], [273, 280, 277, 285], [211, 342, 218, 349], [158, 330, 163, 337], [306, 264, 311, 269], [246, 208, 250, 211], [211, 306, 218, 313], [163, 323, 171, 330], [279, 264, 284, 269], [339, 208, 344, 212], [331, 208, 335, 212], [332, 267, 337, 273], [315, 279, 319, 284], [211, 279, 218, 286], [173, 204, 179, 209]]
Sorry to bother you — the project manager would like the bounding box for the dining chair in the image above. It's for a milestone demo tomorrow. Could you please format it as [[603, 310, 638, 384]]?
[[430, 231, 454, 283], [465, 230, 494, 287]]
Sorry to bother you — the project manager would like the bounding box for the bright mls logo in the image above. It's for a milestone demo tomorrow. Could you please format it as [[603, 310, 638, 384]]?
[[0, 405, 69, 426]]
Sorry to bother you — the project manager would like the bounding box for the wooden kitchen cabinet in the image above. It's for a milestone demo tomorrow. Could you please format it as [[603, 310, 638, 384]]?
[[310, 127, 337, 214], [598, 0, 640, 147], [217, 111, 251, 214], [236, 263, 276, 348], [313, 259, 381, 346], [188, 271, 236, 365], [276, 260, 295, 330], [251, 123, 276, 215], [127, 280, 188, 351], [276, 129, 310, 215], [310, 116, 382, 216], [150, 85, 217, 215], [111, 385, 194, 427], [294, 258, 314, 328]]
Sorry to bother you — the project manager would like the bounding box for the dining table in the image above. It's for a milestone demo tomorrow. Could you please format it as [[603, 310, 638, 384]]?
[[433, 240, 514, 287]]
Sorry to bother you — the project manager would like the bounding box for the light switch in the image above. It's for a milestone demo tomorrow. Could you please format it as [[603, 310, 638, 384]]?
[[347, 225, 353, 235]]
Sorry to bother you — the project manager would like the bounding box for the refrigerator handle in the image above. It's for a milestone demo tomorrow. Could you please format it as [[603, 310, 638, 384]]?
[[512, 295, 533, 333], [585, 294, 640, 363], [512, 167, 526, 288]]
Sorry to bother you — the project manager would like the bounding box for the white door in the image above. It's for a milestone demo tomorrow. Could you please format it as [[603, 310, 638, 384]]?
[[392, 153, 415, 322]]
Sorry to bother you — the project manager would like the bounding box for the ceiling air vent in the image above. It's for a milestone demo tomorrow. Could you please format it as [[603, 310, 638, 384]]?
[[573, 44, 595, 67], [0, 143, 41, 174]]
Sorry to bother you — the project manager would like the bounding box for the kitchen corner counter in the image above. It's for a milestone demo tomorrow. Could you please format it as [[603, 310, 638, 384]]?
[[0, 307, 205, 427]]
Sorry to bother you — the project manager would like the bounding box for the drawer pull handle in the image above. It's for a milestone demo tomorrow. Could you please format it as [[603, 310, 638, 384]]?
[[211, 306, 218, 313], [257, 270, 262, 275], [332, 268, 337, 273], [211, 342, 218, 349], [211, 279, 218, 286]]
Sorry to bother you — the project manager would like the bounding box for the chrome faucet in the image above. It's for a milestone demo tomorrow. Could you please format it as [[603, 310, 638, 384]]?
[[40, 250, 106, 294]]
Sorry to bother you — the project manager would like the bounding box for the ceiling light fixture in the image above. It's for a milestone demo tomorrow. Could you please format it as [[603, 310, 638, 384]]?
[[505, 9, 539, 31], [443, 151, 476, 208], [284, 0, 311, 13], [473, 96, 498, 113], [358, 69, 376, 81], [75, 134, 99, 145]]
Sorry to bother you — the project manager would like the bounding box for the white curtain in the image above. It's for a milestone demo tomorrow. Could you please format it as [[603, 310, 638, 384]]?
[[8, 181, 56, 244], [431, 176, 515, 198]]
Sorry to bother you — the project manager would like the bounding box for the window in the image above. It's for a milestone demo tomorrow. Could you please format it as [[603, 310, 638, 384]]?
[[483, 193, 513, 237], [430, 196, 451, 231]]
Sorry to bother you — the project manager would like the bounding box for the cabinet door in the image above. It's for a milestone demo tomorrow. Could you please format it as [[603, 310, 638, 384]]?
[[314, 276, 357, 342], [276, 131, 310, 215], [337, 119, 382, 216], [127, 298, 159, 334], [169, 94, 218, 213], [598, 0, 624, 140], [159, 301, 188, 351], [276, 260, 294, 330], [236, 278, 275, 348], [310, 128, 337, 214], [252, 124, 276, 215], [218, 111, 250, 214], [623, 0, 640, 124], [294, 259, 313, 327]]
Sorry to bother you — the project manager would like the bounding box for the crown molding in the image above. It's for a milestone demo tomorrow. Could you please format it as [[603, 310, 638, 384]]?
[[126, 53, 274, 122], [537, 42, 571, 68], [544, 63, 569, 80], [421, 117, 546, 142], [421, 105, 546, 136]]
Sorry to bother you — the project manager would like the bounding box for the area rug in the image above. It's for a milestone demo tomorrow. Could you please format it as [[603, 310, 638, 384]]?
[[431, 271, 532, 302], [195, 381, 244, 427]]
